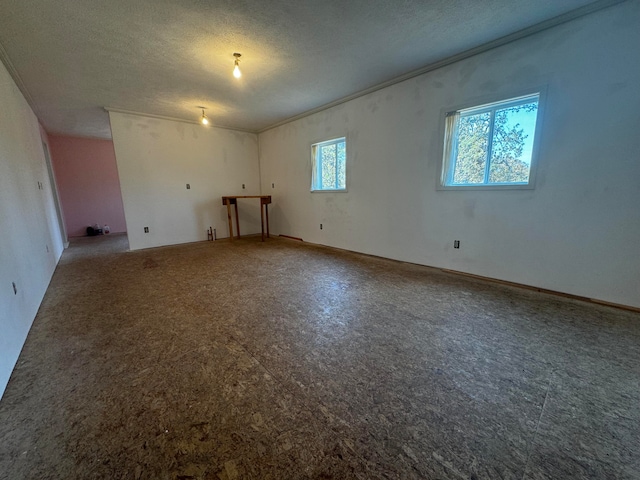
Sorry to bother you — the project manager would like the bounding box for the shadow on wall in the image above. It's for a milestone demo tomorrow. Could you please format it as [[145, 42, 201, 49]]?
[[195, 199, 219, 241], [269, 204, 290, 238], [197, 198, 270, 240]]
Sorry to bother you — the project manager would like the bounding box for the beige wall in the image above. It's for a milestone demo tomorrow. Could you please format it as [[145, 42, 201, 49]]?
[[258, 1, 640, 308], [109, 113, 260, 250], [0, 60, 64, 398]]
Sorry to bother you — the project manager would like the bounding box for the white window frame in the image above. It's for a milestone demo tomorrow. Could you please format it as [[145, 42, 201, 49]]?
[[438, 90, 545, 191], [311, 137, 347, 192]]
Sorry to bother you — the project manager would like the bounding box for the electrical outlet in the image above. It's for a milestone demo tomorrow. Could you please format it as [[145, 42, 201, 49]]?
[[242, 184, 246, 189], [454, 240, 460, 249], [12, 282, 17, 295], [272, 183, 275, 188], [186, 184, 190, 189], [320, 224, 323, 230], [144, 227, 149, 233]]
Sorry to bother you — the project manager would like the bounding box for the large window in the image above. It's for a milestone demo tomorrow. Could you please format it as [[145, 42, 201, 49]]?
[[441, 93, 540, 188], [311, 137, 346, 191]]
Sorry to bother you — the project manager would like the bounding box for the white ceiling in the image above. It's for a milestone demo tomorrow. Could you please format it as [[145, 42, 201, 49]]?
[[0, 0, 619, 138]]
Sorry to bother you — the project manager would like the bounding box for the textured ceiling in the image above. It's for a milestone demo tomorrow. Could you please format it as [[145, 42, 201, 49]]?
[[0, 0, 618, 138]]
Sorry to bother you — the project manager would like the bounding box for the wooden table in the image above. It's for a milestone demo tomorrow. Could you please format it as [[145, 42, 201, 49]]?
[[222, 195, 272, 242]]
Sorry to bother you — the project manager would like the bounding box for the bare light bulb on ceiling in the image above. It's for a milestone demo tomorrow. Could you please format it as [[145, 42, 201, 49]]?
[[233, 53, 242, 78], [199, 108, 209, 125]]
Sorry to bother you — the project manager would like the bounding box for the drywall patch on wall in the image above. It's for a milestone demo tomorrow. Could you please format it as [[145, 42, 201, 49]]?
[[110, 113, 260, 251], [258, 2, 640, 309], [48, 135, 127, 237], [0, 60, 64, 399]]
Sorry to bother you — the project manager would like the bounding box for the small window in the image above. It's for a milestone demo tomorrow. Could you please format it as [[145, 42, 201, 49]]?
[[311, 137, 346, 191], [441, 93, 540, 188]]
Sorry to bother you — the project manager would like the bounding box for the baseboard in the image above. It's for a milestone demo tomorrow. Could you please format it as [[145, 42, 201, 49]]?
[[439, 268, 640, 313], [276, 235, 639, 313], [279, 234, 303, 241]]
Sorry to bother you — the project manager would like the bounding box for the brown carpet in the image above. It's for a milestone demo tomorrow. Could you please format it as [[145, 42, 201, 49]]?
[[1, 234, 639, 479]]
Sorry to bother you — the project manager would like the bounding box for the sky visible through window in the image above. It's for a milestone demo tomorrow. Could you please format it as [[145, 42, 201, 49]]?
[[504, 105, 538, 164]]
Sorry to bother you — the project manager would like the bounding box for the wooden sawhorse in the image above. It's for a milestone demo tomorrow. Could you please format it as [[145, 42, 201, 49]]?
[[221, 195, 272, 241]]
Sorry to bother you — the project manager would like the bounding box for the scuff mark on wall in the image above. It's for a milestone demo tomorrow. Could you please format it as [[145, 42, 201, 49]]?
[[479, 80, 501, 92], [176, 123, 185, 140], [463, 199, 476, 219], [458, 59, 479, 87]]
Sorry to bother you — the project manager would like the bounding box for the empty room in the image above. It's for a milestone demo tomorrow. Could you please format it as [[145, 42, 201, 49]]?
[[1, 0, 639, 479]]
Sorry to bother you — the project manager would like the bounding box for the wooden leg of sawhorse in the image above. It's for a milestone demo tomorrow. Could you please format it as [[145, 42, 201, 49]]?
[[234, 202, 240, 238], [265, 203, 269, 238], [260, 202, 265, 241], [225, 200, 234, 241]]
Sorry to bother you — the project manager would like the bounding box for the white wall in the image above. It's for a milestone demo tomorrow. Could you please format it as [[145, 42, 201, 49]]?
[[258, 1, 640, 309], [109, 113, 260, 250], [0, 61, 64, 398]]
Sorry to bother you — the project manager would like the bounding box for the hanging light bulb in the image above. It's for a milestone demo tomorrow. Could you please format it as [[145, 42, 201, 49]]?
[[199, 107, 209, 125], [233, 53, 242, 78]]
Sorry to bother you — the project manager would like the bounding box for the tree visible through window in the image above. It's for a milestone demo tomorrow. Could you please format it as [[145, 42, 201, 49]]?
[[312, 138, 346, 191], [442, 94, 540, 187]]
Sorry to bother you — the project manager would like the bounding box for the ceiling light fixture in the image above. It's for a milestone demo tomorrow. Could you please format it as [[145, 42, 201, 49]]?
[[199, 107, 209, 125], [233, 53, 242, 79]]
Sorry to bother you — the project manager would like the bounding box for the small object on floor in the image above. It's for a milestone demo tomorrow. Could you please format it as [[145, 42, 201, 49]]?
[[86, 224, 103, 236]]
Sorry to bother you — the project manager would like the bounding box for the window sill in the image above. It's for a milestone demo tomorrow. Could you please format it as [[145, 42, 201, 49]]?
[[437, 183, 535, 191]]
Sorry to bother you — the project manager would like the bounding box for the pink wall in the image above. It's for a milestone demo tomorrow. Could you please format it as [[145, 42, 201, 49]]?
[[48, 135, 127, 236]]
